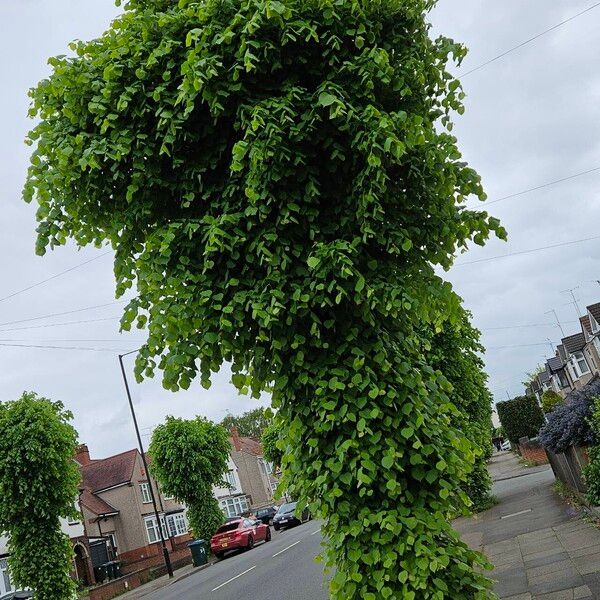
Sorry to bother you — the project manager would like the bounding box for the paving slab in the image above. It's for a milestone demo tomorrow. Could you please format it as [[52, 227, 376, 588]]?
[[455, 452, 600, 599]]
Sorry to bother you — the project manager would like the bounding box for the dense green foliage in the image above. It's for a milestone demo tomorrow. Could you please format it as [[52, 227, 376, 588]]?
[[584, 398, 600, 505], [541, 390, 563, 414], [149, 417, 230, 540], [0, 393, 80, 600], [427, 310, 494, 511], [261, 422, 283, 468], [24, 0, 505, 596], [221, 406, 272, 438], [496, 396, 545, 445]]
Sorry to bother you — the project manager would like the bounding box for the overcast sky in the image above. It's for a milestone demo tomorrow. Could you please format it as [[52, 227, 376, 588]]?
[[2, 1, 599, 457]]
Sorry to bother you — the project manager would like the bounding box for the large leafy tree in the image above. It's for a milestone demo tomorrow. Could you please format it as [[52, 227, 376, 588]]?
[[426, 310, 494, 511], [0, 393, 80, 600], [149, 416, 230, 540], [24, 0, 504, 596], [220, 406, 272, 438]]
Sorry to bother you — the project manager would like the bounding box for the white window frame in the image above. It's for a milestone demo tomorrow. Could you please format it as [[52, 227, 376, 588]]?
[[144, 515, 168, 544], [140, 482, 152, 504], [220, 496, 249, 518], [166, 513, 188, 537], [224, 470, 236, 487], [572, 351, 590, 376], [0, 558, 12, 595]]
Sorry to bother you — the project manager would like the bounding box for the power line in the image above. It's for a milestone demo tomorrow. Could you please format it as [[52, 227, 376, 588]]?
[[0, 316, 120, 333], [0, 251, 111, 304], [0, 338, 145, 343], [486, 342, 553, 350], [462, 1, 600, 76], [455, 234, 600, 266], [472, 165, 600, 207], [0, 342, 130, 353], [0, 301, 124, 328], [482, 323, 556, 331]]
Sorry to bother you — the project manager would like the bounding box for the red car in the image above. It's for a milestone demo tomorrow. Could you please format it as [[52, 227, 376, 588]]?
[[210, 517, 271, 558]]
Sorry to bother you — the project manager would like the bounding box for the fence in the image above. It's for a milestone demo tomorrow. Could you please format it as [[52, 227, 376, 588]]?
[[545, 445, 589, 494]]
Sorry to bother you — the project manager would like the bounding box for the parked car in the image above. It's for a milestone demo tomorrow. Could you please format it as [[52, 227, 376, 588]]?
[[272, 501, 310, 531], [0, 593, 33, 600], [254, 506, 277, 525], [210, 517, 271, 559], [501, 440, 511, 451]]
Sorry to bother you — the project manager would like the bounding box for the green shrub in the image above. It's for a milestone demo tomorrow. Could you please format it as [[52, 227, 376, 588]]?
[[541, 390, 563, 414], [496, 396, 545, 444], [584, 398, 600, 505]]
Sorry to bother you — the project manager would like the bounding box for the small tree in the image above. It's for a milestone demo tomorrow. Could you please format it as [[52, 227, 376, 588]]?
[[149, 417, 230, 540], [541, 390, 563, 414], [220, 407, 272, 439], [261, 423, 283, 469], [0, 392, 80, 600], [496, 396, 545, 445]]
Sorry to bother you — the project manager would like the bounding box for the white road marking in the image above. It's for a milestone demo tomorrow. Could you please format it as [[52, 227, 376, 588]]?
[[310, 528, 321, 536], [211, 566, 257, 591], [272, 540, 302, 557], [500, 508, 532, 520]]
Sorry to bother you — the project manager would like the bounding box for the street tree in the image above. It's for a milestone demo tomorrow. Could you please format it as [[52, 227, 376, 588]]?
[[0, 392, 80, 600], [426, 310, 494, 511], [24, 0, 505, 596], [220, 407, 272, 438], [261, 422, 283, 469], [149, 416, 230, 541]]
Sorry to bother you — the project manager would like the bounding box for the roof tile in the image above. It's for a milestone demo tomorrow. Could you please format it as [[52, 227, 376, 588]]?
[[81, 449, 138, 493], [562, 332, 586, 354]]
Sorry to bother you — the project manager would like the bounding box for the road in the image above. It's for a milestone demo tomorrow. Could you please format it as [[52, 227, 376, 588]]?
[[145, 521, 329, 600]]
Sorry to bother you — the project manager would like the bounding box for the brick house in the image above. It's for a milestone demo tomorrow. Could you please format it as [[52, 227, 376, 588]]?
[[75, 445, 191, 574], [228, 428, 277, 509]]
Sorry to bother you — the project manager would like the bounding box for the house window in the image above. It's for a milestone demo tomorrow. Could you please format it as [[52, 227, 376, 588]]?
[[258, 458, 273, 475], [593, 336, 600, 356], [573, 351, 590, 376], [0, 559, 12, 594], [144, 515, 168, 544], [108, 533, 118, 559], [166, 513, 188, 537], [224, 470, 236, 487], [140, 482, 152, 504], [220, 496, 249, 518]]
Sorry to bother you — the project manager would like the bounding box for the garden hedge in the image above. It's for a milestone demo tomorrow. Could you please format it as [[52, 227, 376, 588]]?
[[496, 396, 545, 445]]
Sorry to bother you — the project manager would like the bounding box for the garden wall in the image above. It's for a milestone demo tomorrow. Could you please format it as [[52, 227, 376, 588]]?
[[518, 437, 549, 464]]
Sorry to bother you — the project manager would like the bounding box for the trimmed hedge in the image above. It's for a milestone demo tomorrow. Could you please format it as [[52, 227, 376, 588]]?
[[496, 396, 545, 444]]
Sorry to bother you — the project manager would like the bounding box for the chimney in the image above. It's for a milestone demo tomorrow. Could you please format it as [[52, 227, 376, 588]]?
[[230, 427, 241, 451], [75, 444, 92, 466]]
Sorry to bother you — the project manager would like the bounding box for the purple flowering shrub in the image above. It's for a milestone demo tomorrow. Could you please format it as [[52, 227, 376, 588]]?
[[539, 380, 600, 453]]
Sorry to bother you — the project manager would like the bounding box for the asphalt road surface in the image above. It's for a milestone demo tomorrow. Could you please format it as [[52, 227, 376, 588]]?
[[145, 521, 329, 600]]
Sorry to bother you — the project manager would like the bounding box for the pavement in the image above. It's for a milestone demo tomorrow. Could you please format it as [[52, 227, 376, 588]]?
[[122, 520, 328, 599], [455, 451, 600, 599]]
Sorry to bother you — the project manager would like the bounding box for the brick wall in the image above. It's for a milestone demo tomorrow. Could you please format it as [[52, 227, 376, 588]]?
[[518, 437, 549, 464], [121, 545, 191, 575], [89, 569, 153, 600]]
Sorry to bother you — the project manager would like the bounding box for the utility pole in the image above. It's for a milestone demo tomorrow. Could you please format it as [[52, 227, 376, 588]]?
[[118, 351, 173, 579], [545, 309, 566, 337], [561, 287, 582, 318]]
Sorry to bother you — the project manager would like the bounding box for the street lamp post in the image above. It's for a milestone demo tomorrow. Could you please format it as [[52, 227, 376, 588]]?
[[118, 352, 173, 579]]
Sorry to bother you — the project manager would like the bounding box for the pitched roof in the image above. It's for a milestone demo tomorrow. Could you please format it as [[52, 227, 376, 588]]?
[[562, 333, 586, 354], [229, 436, 263, 456], [538, 370, 550, 384], [581, 315, 593, 337], [81, 449, 138, 493], [80, 488, 119, 517], [547, 356, 564, 373], [588, 302, 600, 326]]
